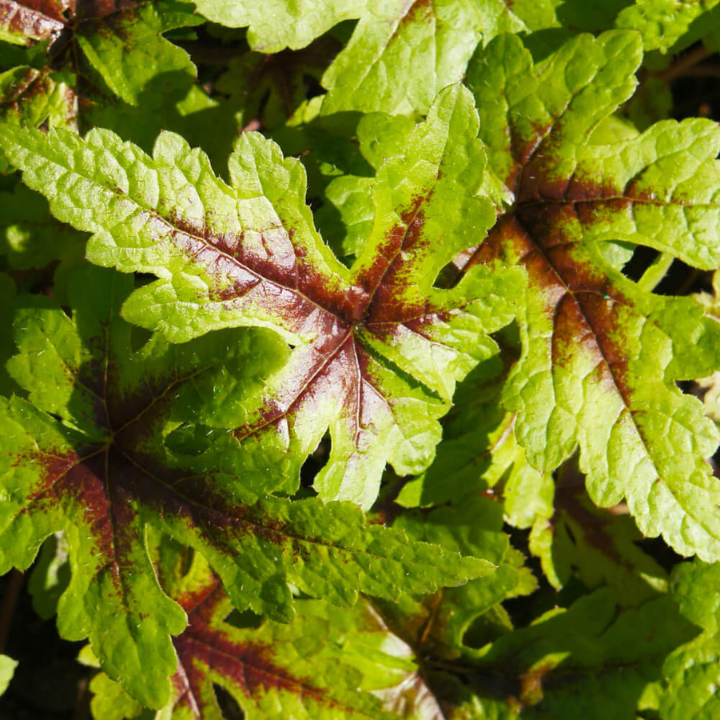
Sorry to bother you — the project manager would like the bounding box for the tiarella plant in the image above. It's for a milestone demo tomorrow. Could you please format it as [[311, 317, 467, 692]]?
[[2, 0, 720, 718]]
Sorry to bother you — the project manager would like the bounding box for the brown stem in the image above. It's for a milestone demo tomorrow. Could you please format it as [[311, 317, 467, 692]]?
[[73, 676, 90, 720], [658, 45, 712, 81]]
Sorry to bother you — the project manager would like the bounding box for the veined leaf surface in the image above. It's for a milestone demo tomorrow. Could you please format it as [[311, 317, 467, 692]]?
[[0, 264, 495, 708], [464, 30, 720, 560], [0, 84, 524, 509]]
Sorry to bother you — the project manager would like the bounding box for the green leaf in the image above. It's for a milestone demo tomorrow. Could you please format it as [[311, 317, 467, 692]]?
[[530, 482, 667, 606], [0, 182, 85, 270], [215, 38, 340, 131], [0, 655, 17, 696], [88, 536, 448, 719], [0, 0, 200, 146], [0, 65, 74, 133], [85, 84, 240, 177], [193, 0, 365, 52], [0, 84, 524, 510], [195, 0, 561, 115], [460, 589, 696, 718], [616, 0, 720, 52], [464, 30, 720, 560], [27, 532, 71, 620], [75, 0, 200, 107], [321, 0, 562, 115], [379, 496, 535, 655], [0, 272, 17, 396], [0, 263, 495, 707], [660, 560, 720, 720]]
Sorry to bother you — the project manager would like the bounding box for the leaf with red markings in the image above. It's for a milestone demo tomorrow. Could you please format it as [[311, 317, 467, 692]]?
[[0, 0, 66, 45], [0, 83, 524, 509], [463, 30, 720, 560], [453, 588, 696, 718], [162, 564, 396, 719], [529, 482, 668, 607], [0, 262, 493, 708], [0, 0, 199, 156], [86, 535, 450, 719]]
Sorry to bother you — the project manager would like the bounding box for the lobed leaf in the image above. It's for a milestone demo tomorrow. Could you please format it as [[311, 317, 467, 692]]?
[[86, 535, 446, 719], [0, 263, 495, 707], [195, 0, 562, 115], [529, 482, 668, 606], [0, 84, 524, 509], [0, 0, 200, 147], [463, 30, 720, 560]]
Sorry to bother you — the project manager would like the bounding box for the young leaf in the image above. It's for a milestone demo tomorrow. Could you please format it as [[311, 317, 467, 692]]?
[[0, 263, 495, 707], [0, 83, 524, 509], [464, 30, 720, 560]]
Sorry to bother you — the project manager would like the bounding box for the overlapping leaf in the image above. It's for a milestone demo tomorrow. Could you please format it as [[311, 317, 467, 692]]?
[[452, 588, 696, 718], [0, 84, 524, 509], [192, 0, 364, 53], [375, 496, 536, 660], [85, 535, 453, 719], [0, 0, 199, 144], [0, 181, 85, 270], [463, 30, 720, 560], [615, 0, 720, 52], [529, 482, 667, 606], [195, 0, 562, 115], [556, 0, 720, 51], [0, 263, 495, 708], [215, 36, 340, 132]]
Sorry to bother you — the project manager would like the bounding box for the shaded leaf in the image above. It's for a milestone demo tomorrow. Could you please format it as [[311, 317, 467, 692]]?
[[530, 481, 667, 606], [215, 37, 340, 131], [0, 182, 85, 270], [0, 0, 200, 147], [377, 496, 535, 659], [455, 589, 696, 718]]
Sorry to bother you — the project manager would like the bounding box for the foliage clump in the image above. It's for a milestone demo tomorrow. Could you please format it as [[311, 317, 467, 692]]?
[[2, 0, 720, 717]]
